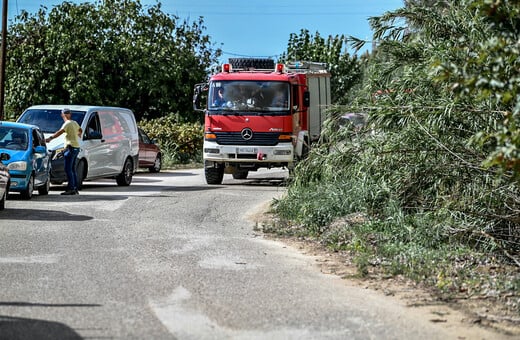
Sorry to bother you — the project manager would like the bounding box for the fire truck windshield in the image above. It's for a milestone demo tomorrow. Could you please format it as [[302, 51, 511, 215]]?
[[208, 81, 289, 114]]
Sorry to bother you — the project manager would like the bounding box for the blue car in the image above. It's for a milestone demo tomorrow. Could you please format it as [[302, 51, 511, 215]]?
[[0, 121, 51, 199]]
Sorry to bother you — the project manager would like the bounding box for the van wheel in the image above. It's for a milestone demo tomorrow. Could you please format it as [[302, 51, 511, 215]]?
[[76, 160, 86, 190], [38, 178, 50, 195], [116, 158, 133, 186], [21, 174, 34, 200]]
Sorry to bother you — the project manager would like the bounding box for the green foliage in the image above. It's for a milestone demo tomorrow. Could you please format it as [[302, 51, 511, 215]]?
[[139, 114, 203, 165], [435, 0, 520, 174], [272, 0, 520, 304], [5, 0, 220, 121], [279, 29, 362, 104]]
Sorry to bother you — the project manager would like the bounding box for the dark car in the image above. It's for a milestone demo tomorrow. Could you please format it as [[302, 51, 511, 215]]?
[[0, 152, 10, 209], [138, 128, 161, 173]]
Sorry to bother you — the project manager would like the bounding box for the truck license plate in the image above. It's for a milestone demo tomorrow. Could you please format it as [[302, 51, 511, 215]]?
[[237, 147, 257, 154]]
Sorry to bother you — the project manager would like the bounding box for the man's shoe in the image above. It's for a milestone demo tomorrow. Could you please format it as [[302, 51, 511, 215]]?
[[61, 190, 76, 195]]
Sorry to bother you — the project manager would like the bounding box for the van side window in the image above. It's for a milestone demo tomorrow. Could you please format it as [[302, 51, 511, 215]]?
[[86, 113, 102, 139], [100, 111, 123, 136], [117, 111, 137, 133]]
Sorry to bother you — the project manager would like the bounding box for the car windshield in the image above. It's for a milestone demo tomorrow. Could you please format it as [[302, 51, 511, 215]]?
[[17, 109, 85, 134], [0, 127, 29, 150], [208, 81, 289, 114]]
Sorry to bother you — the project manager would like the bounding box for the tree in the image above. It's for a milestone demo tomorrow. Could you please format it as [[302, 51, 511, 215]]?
[[279, 29, 361, 104], [435, 0, 520, 174], [5, 0, 221, 121], [275, 0, 520, 276]]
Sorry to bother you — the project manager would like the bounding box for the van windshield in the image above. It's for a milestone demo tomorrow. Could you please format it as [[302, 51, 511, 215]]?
[[17, 109, 86, 134], [208, 81, 289, 114]]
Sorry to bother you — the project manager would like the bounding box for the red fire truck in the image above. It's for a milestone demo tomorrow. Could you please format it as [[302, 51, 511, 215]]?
[[193, 58, 331, 184]]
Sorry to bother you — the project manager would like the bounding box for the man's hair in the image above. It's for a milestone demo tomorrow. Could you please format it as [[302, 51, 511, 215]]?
[[62, 108, 71, 115]]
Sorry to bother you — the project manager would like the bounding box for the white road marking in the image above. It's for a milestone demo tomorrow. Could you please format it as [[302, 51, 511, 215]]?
[[0, 254, 60, 264]]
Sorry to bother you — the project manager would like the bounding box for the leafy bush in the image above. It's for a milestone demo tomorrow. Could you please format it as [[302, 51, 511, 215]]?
[[139, 114, 203, 167], [4, 0, 220, 121]]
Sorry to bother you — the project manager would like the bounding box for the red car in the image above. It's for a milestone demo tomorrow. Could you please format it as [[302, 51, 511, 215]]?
[[138, 128, 161, 172]]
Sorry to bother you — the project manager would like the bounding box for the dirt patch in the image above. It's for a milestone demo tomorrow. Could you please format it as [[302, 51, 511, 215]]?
[[247, 201, 520, 339]]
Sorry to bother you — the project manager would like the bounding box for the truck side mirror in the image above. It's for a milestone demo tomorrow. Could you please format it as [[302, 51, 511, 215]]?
[[303, 91, 310, 108], [193, 83, 208, 112]]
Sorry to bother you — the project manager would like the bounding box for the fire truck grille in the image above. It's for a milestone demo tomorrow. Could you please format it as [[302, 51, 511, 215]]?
[[215, 132, 279, 146]]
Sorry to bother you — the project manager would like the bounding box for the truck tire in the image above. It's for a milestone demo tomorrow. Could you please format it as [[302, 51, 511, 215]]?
[[300, 137, 310, 160], [229, 58, 275, 70], [205, 163, 224, 185]]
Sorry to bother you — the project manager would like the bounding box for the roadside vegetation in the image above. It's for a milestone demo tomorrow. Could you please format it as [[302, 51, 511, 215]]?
[[3, 0, 210, 168], [4, 0, 219, 122], [270, 0, 520, 319], [139, 114, 203, 168]]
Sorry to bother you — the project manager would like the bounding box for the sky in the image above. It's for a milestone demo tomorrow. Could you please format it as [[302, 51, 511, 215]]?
[[3, 0, 404, 61]]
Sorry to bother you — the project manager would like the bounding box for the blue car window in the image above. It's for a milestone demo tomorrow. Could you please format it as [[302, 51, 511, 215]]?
[[0, 127, 28, 150]]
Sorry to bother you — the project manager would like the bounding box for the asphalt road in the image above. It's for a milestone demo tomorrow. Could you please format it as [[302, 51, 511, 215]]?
[[0, 168, 505, 339]]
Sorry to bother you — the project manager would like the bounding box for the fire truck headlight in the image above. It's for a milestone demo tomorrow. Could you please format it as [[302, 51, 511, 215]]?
[[273, 149, 291, 155]]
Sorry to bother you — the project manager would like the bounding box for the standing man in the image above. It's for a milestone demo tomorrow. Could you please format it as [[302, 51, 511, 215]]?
[[46, 108, 83, 195]]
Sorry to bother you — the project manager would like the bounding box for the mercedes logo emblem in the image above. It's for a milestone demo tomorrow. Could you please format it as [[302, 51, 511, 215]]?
[[241, 128, 253, 140]]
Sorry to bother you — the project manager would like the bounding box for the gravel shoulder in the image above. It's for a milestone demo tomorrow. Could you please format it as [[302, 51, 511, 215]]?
[[248, 201, 520, 339]]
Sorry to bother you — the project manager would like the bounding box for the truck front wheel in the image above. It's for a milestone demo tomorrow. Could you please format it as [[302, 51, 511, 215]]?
[[205, 163, 224, 185]]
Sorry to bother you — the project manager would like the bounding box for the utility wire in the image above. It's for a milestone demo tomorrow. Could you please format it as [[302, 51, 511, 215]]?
[[220, 50, 281, 59]]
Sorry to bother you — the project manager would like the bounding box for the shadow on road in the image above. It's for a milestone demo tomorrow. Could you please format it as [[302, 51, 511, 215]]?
[[224, 176, 288, 187], [0, 302, 101, 307], [0, 315, 84, 340], [0, 208, 93, 221], [0, 301, 104, 339]]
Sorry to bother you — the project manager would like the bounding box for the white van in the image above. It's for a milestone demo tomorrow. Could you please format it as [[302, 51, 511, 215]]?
[[17, 105, 139, 188]]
